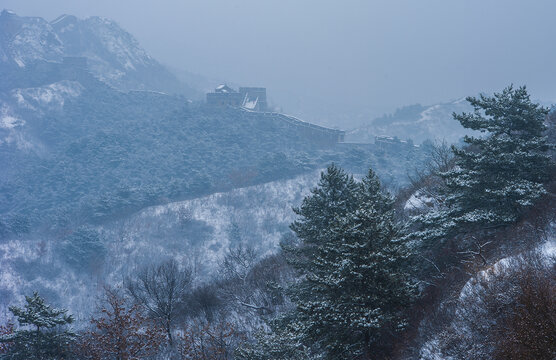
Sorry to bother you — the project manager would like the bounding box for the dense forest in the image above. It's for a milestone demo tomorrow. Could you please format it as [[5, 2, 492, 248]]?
[[0, 60, 425, 234]]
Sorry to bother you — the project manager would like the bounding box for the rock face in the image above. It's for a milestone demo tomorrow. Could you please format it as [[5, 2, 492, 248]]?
[[0, 10, 64, 67], [0, 10, 199, 98]]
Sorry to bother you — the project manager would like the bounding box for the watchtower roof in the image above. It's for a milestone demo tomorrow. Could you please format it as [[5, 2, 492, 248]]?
[[215, 84, 236, 94]]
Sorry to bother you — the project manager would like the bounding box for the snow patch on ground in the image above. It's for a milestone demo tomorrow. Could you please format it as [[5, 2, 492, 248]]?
[[13, 80, 83, 109], [0, 112, 24, 130], [0, 81, 82, 150], [0, 105, 29, 148], [58, 23, 75, 33], [13, 57, 25, 67], [404, 190, 436, 210], [0, 105, 41, 151], [417, 105, 441, 124], [86, 16, 152, 70], [10, 20, 63, 65], [459, 236, 556, 300]]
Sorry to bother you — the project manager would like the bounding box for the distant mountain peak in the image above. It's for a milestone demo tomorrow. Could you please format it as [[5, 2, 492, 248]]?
[[1, 10, 199, 97], [0, 10, 63, 68]]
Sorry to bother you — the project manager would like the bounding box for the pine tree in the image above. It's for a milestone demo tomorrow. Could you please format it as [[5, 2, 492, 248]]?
[[413, 86, 552, 248], [290, 164, 360, 254], [0, 292, 76, 360], [321, 169, 413, 357], [444, 85, 551, 230], [276, 166, 414, 359]]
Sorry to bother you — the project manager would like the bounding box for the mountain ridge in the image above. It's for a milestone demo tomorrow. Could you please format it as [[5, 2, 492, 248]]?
[[346, 99, 475, 145], [0, 9, 200, 98]]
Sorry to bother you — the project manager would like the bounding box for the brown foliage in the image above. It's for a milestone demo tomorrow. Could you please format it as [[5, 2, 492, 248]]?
[[0, 322, 14, 354], [75, 288, 165, 360], [421, 251, 556, 360], [493, 259, 556, 360]]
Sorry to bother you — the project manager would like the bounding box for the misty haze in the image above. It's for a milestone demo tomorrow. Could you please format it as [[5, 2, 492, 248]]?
[[0, 1, 555, 360]]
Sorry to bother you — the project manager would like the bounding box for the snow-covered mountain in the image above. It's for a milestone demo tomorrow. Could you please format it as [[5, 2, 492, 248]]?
[[0, 9, 199, 97], [0, 10, 63, 67], [346, 99, 476, 145]]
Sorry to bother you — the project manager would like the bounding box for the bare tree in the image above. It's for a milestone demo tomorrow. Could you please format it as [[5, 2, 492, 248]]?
[[187, 284, 223, 322], [178, 320, 237, 360], [406, 140, 454, 210], [219, 244, 257, 283], [426, 139, 454, 174], [217, 246, 295, 317], [217, 244, 277, 313], [125, 259, 192, 346]]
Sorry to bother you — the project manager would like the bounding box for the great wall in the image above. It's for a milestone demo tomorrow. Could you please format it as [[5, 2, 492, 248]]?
[[207, 85, 345, 146]]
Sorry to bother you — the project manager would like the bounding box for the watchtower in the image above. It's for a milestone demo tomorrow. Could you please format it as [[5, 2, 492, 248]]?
[[206, 84, 243, 107]]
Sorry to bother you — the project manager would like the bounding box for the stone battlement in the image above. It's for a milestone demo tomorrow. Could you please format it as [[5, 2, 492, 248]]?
[[240, 108, 345, 145]]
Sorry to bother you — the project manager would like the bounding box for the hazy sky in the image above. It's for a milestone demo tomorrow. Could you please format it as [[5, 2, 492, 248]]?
[[3, 0, 556, 127]]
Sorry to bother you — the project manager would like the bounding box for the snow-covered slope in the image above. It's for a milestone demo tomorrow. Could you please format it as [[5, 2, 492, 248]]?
[[418, 228, 556, 360], [346, 99, 476, 145], [0, 9, 198, 97], [0, 170, 322, 322], [0, 10, 63, 67], [0, 80, 82, 152], [102, 169, 323, 276], [13, 80, 83, 111]]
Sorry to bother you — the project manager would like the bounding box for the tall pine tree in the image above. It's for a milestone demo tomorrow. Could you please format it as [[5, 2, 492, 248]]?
[[446, 85, 551, 228], [414, 86, 552, 246], [278, 166, 414, 359]]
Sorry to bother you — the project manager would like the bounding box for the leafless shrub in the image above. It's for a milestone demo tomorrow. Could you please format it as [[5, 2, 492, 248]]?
[[187, 284, 223, 322], [125, 259, 193, 346], [493, 254, 556, 360], [432, 249, 555, 360], [74, 287, 165, 360]]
